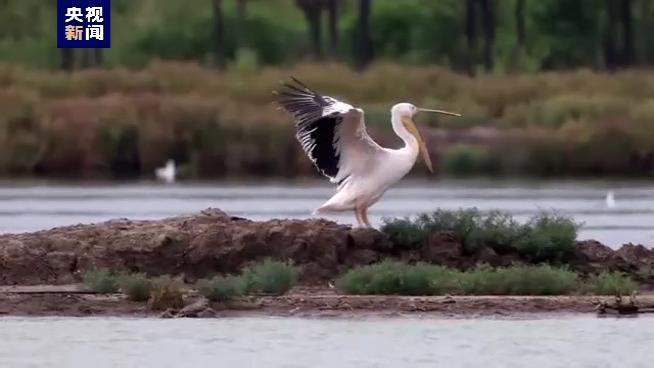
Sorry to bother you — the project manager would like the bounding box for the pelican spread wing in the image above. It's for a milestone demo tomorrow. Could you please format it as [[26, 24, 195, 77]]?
[[276, 78, 382, 187]]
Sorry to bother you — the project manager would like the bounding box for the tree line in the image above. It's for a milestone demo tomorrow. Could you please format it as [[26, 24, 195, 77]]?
[[0, 0, 651, 73], [213, 0, 644, 73]]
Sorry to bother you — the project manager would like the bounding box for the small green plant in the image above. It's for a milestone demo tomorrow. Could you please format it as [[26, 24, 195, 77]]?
[[243, 259, 298, 295], [197, 275, 246, 302], [82, 268, 120, 293], [514, 214, 579, 262], [587, 272, 637, 295], [118, 272, 153, 302]]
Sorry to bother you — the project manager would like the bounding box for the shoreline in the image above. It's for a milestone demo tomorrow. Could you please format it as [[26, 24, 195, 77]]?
[[1, 285, 651, 318]]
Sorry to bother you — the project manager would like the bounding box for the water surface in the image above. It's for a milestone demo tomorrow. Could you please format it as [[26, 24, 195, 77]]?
[[0, 316, 651, 368], [1, 179, 653, 247]]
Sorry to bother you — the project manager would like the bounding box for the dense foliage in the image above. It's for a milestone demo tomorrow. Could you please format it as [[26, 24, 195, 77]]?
[[2, 0, 653, 72], [382, 209, 578, 262]]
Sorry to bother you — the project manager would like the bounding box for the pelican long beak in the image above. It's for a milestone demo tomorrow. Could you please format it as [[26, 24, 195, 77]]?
[[401, 117, 433, 173], [417, 108, 462, 117]]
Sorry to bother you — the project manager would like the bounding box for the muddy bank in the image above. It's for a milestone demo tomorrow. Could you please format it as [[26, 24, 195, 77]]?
[[1, 209, 653, 286], [3, 286, 650, 317]]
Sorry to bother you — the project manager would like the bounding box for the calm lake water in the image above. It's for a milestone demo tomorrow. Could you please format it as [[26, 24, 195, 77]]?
[[0, 179, 653, 247], [0, 315, 651, 368]]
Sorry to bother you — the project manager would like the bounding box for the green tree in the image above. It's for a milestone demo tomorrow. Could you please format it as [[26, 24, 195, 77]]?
[[354, 0, 373, 69], [212, 0, 226, 68], [296, 0, 325, 60]]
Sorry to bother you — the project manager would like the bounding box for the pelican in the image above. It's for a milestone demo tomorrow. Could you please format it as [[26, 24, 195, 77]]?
[[155, 159, 176, 184], [276, 78, 460, 228], [606, 191, 616, 209]]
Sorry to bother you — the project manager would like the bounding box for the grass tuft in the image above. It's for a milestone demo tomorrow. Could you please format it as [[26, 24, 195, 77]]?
[[197, 275, 246, 302], [82, 268, 120, 293], [243, 258, 299, 295], [587, 272, 638, 295], [118, 272, 153, 302]]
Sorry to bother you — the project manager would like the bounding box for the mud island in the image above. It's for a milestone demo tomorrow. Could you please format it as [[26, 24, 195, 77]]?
[[1, 208, 653, 317]]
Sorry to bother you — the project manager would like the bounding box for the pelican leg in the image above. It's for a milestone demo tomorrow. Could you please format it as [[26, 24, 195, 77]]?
[[361, 206, 372, 228], [354, 207, 365, 228]]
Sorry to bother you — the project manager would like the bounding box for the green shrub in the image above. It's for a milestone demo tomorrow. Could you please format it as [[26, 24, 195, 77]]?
[[382, 210, 578, 262], [118, 272, 153, 302], [338, 262, 581, 296], [418, 208, 480, 236], [383, 209, 523, 254], [82, 268, 120, 293], [587, 272, 637, 295], [475, 211, 523, 254], [460, 264, 578, 295], [416, 208, 484, 253], [243, 259, 298, 295], [514, 214, 579, 262], [380, 217, 424, 250], [445, 210, 523, 254], [336, 262, 380, 295], [402, 263, 456, 295], [197, 275, 246, 302], [336, 260, 459, 295]]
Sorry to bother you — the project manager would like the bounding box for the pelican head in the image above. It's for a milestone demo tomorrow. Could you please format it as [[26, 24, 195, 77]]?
[[391, 103, 460, 173]]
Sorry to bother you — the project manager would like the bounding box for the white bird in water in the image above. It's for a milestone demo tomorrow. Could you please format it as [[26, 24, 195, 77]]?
[[276, 78, 460, 228], [606, 191, 616, 208], [155, 159, 176, 184]]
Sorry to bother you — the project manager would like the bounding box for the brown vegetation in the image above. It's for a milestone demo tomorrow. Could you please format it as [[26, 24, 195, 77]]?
[[1, 62, 654, 177]]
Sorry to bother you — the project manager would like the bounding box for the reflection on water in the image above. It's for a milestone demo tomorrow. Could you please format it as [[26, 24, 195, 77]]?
[[0, 316, 652, 368], [0, 179, 653, 247]]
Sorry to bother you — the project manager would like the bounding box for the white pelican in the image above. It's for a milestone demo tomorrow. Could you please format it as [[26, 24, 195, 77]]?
[[155, 159, 176, 183], [276, 78, 460, 228], [606, 191, 616, 209]]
